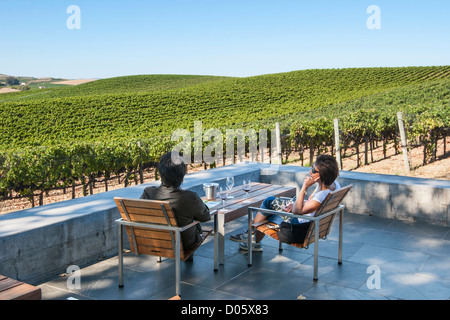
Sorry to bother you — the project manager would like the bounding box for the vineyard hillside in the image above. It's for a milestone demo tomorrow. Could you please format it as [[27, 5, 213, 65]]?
[[0, 74, 234, 102], [1, 66, 449, 150], [1, 66, 449, 209]]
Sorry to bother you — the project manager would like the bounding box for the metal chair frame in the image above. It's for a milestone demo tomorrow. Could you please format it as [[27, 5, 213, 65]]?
[[115, 198, 217, 297], [247, 184, 352, 281]]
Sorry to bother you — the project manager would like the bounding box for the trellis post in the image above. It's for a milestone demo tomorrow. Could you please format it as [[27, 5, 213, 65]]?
[[334, 119, 342, 170], [397, 112, 410, 172]]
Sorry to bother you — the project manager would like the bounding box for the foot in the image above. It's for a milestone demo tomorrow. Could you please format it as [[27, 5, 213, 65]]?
[[229, 230, 252, 242], [239, 242, 263, 252]]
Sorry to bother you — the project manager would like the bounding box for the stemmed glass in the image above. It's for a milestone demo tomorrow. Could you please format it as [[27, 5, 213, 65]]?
[[243, 180, 251, 196], [219, 187, 229, 211], [242, 180, 252, 203], [226, 177, 234, 199]]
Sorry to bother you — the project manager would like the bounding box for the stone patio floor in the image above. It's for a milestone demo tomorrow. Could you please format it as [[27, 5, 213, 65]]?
[[38, 212, 450, 300]]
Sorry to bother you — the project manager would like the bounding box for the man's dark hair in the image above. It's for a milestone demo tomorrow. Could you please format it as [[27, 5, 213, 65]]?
[[159, 152, 187, 188], [315, 155, 339, 186]]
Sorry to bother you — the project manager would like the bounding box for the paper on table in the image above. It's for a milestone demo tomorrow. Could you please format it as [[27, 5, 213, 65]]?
[[203, 200, 221, 209]]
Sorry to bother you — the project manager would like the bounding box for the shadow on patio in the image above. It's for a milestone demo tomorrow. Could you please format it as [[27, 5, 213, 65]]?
[[39, 212, 450, 300]]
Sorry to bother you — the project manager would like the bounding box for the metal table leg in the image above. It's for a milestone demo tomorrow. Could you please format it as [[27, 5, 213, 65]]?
[[218, 212, 225, 265], [214, 213, 218, 271]]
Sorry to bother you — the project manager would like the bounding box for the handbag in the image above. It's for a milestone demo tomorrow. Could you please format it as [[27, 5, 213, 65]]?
[[277, 220, 311, 244]]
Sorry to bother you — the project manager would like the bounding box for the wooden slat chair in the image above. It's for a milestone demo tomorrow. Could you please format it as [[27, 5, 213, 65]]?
[[247, 185, 352, 281], [114, 197, 214, 297]]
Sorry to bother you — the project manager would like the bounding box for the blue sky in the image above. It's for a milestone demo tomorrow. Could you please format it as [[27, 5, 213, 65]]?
[[1, 0, 449, 79]]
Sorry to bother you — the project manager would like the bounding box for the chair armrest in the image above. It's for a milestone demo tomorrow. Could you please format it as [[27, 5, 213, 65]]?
[[288, 205, 345, 221], [115, 218, 200, 232], [180, 221, 200, 232], [248, 205, 345, 222], [279, 196, 295, 201], [252, 220, 270, 228], [248, 207, 296, 219]]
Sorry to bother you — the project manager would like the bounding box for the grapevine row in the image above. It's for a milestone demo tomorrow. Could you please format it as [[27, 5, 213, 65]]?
[[0, 138, 172, 206], [1, 67, 449, 209], [2, 66, 449, 150], [1, 100, 448, 208]]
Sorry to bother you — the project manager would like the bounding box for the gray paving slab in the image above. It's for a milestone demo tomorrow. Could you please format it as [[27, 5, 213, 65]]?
[[38, 212, 450, 300]]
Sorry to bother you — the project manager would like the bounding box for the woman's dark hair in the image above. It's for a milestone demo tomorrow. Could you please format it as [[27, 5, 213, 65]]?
[[315, 155, 339, 186], [158, 152, 187, 188]]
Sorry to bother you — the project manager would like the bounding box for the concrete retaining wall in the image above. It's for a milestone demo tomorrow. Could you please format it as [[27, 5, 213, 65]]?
[[260, 165, 450, 226], [0, 162, 448, 284], [0, 163, 261, 284]]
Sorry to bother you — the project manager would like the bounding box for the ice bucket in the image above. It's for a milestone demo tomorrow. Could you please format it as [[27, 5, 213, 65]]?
[[203, 183, 219, 201]]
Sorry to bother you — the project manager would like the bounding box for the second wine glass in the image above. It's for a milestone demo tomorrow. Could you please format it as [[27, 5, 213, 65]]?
[[242, 180, 252, 203], [226, 177, 234, 199], [219, 187, 228, 211], [243, 180, 251, 197]]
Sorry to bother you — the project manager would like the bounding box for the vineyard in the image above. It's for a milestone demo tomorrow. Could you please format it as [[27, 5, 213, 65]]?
[[0, 66, 449, 211]]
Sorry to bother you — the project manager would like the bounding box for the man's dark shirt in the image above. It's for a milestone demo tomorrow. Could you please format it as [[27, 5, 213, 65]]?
[[140, 185, 210, 250]]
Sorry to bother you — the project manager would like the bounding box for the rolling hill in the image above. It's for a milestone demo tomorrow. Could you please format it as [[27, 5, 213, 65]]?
[[0, 74, 233, 101], [0, 66, 449, 150], [1, 66, 449, 202]]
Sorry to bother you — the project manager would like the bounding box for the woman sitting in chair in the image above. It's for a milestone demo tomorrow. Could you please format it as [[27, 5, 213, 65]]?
[[233, 154, 340, 251]]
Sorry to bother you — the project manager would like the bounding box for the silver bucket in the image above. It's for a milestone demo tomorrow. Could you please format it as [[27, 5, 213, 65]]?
[[203, 183, 219, 201]]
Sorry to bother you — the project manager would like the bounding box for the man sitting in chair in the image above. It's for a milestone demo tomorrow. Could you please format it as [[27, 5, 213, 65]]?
[[140, 152, 211, 254]]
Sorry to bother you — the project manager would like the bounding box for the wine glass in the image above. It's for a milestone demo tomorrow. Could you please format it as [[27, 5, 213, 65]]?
[[226, 177, 234, 198], [242, 180, 252, 203], [219, 187, 228, 211], [243, 180, 251, 196]]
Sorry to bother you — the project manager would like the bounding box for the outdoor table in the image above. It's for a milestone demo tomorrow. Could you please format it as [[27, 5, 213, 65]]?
[[203, 182, 296, 269]]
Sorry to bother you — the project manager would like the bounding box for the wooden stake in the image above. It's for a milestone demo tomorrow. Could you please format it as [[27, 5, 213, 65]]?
[[275, 123, 282, 165], [334, 119, 342, 170], [397, 112, 410, 172]]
